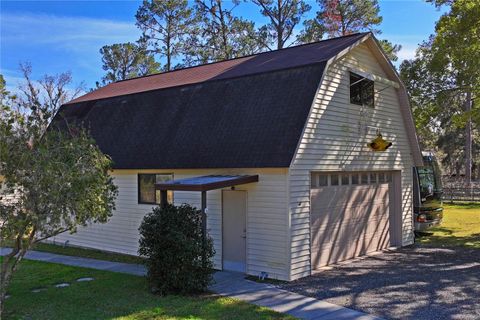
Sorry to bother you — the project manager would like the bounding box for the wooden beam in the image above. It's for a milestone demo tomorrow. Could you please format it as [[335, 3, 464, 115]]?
[[156, 175, 259, 191]]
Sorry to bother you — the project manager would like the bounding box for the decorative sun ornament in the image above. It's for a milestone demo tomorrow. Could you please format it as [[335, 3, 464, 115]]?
[[367, 131, 392, 152]]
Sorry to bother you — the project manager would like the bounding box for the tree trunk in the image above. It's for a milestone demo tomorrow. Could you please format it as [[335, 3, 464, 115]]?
[[166, 39, 171, 72], [0, 247, 19, 316], [216, 0, 230, 59], [465, 91, 472, 186], [277, 0, 283, 49], [0, 229, 35, 317]]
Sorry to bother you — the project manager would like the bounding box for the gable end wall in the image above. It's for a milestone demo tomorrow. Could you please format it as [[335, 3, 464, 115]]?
[[288, 42, 416, 280]]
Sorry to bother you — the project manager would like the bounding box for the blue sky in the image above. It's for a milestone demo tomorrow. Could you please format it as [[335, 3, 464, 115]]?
[[1, 0, 446, 92]]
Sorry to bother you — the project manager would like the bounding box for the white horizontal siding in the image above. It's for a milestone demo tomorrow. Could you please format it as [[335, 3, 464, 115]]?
[[0, 177, 20, 206], [288, 42, 415, 280], [53, 168, 290, 280], [53, 173, 153, 256]]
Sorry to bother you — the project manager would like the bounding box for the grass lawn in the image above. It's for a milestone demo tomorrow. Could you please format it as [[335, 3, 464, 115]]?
[[2, 259, 294, 320], [32, 242, 144, 264], [1, 240, 144, 264], [417, 203, 480, 249]]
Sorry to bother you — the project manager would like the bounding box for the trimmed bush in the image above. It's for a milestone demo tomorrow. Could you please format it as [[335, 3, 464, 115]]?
[[138, 204, 215, 295]]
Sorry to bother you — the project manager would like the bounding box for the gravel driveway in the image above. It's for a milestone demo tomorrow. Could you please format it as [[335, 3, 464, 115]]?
[[279, 246, 480, 320]]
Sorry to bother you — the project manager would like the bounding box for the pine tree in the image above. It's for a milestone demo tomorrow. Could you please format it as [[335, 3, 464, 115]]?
[[99, 42, 160, 84], [184, 0, 261, 63], [299, 0, 401, 61], [136, 0, 195, 71], [252, 0, 311, 50]]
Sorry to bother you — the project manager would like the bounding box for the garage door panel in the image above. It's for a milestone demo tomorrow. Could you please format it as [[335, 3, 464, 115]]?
[[312, 215, 388, 240], [312, 233, 391, 267], [311, 200, 390, 225], [310, 199, 390, 233], [310, 172, 393, 269], [311, 185, 389, 212], [311, 217, 390, 250]]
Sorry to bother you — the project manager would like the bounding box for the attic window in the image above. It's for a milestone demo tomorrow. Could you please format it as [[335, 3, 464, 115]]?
[[350, 72, 374, 107]]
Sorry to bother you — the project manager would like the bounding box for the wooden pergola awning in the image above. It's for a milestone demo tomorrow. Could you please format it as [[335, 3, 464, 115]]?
[[155, 175, 259, 192], [154, 174, 258, 264]]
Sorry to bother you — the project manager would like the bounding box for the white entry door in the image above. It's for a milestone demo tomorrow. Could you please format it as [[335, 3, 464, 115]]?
[[222, 190, 247, 272]]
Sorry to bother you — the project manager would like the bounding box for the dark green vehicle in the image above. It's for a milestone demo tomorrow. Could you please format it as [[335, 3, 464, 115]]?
[[413, 152, 443, 232]]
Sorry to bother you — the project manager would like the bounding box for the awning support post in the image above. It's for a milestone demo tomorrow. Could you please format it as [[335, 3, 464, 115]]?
[[201, 190, 207, 264], [160, 190, 168, 208], [201, 191, 207, 240]]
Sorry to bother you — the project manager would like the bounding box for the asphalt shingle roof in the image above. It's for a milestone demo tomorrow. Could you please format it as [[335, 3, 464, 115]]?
[[55, 33, 368, 169]]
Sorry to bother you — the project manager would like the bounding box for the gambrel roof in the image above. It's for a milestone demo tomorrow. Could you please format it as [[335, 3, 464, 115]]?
[[54, 33, 422, 169]]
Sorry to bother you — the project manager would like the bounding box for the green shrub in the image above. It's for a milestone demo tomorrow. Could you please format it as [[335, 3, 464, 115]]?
[[138, 204, 215, 295]]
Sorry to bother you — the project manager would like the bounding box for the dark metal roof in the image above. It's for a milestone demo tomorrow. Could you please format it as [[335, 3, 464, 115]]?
[[156, 175, 259, 191], [53, 33, 369, 169], [67, 33, 368, 104]]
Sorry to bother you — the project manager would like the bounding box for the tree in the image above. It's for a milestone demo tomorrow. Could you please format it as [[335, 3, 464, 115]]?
[[184, 0, 261, 64], [400, 41, 465, 148], [99, 42, 160, 85], [377, 39, 402, 62], [299, 0, 401, 61], [426, 0, 454, 7], [252, 0, 311, 50], [16, 63, 85, 127], [316, 0, 382, 37], [135, 0, 195, 71], [401, 30, 480, 181], [0, 75, 15, 108], [429, 0, 480, 184], [0, 69, 118, 315], [296, 19, 326, 44]]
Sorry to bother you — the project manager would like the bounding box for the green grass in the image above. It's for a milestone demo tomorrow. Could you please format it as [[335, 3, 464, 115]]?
[[2, 259, 294, 320], [417, 203, 480, 249], [1, 240, 144, 265], [32, 242, 145, 264]]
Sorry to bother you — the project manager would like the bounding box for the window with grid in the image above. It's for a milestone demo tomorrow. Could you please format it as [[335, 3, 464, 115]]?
[[311, 172, 392, 188], [138, 174, 174, 205]]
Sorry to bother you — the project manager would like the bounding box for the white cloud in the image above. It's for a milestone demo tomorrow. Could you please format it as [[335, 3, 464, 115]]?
[[1, 13, 140, 52], [1, 13, 141, 88], [396, 45, 418, 61]]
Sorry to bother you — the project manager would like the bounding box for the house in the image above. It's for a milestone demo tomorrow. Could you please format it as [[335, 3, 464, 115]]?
[[51, 32, 422, 281]]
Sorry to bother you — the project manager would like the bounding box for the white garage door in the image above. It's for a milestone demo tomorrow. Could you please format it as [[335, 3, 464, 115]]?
[[310, 171, 393, 269]]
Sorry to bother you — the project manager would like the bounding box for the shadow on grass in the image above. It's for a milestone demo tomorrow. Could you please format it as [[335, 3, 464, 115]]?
[[3, 259, 292, 320], [419, 233, 480, 249], [423, 226, 454, 235], [113, 296, 293, 320], [444, 202, 480, 209]]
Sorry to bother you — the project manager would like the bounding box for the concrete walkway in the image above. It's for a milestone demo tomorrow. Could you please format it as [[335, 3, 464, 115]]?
[[0, 247, 146, 276], [212, 271, 383, 320], [0, 248, 382, 320]]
